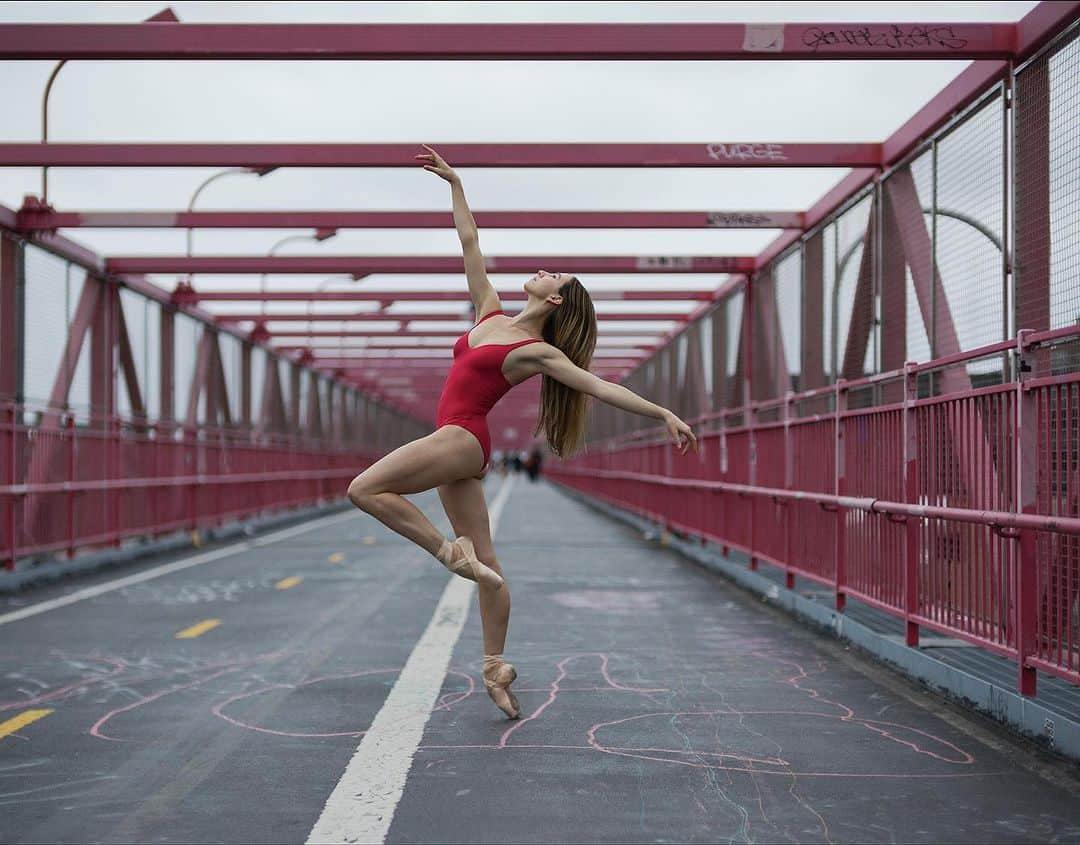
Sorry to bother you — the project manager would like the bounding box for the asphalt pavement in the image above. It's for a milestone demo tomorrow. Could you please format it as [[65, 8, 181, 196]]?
[[2, 475, 1079, 844]]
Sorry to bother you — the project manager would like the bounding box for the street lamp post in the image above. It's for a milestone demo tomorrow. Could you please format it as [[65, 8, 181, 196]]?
[[40, 7, 180, 203], [259, 229, 338, 318]]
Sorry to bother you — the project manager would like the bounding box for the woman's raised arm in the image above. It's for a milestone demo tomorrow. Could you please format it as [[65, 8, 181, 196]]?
[[415, 145, 501, 320], [530, 344, 698, 454]]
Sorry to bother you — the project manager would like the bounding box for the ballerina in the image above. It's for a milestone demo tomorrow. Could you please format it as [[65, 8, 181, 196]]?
[[346, 145, 698, 719]]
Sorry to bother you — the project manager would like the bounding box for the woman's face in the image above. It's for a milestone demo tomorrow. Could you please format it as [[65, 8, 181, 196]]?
[[524, 269, 569, 300]]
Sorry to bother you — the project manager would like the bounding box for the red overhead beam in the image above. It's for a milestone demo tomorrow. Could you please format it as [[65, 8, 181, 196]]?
[[107, 255, 755, 275], [332, 364, 630, 374], [216, 311, 689, 324], [3, 142, 881, 169], [177, 289, 716, 303], [0, 22, 1015, 61], [16, 208, 805, 231], [281, 344, 653, 354], [330, 362, 628, 371], [263, 328, 665, 339]]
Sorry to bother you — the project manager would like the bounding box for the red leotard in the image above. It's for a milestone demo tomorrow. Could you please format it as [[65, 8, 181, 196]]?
[[435, 310, 543, 469]]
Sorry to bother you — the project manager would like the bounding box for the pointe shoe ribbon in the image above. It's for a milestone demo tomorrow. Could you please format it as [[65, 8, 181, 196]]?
[[436, 536, 505, 590], [482, 653, 521, 720]]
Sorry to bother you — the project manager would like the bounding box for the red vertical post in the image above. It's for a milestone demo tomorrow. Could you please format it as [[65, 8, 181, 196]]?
[[903, 362, 920, 646], [289, 361, 302, 433], [66, 413, 75, 559], [159, 307, 175, 424], [1015, 330, 1037, 696], [784, 390, 795, 589], [0, 234, 21, 402], [1013, 58, 1050, 345], [745, 275, 758, 570], [1, 235, 22, 570], [90, 277, 117, 546], [834, 378, 848, 612], [664, 344, 678, 532], [802, 232, 826, 390], [880, 182, 908, 400], [157, 307, 174, 536], [240, 340, 252, 431]]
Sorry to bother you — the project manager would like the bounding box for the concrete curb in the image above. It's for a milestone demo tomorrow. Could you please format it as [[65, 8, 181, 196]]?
[[0, 499, 353, 594], [558, 485, 1080, 764]]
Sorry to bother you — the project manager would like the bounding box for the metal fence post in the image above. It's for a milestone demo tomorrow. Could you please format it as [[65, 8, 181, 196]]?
[[784, 390, 795, 589], [745, 275, 758, 571], [1015, 329, 1037, 696], [0, 235, 23, 570], [903, 362, 920, 646], [834, 378, 848, 612], [66, 412, 75, 559]]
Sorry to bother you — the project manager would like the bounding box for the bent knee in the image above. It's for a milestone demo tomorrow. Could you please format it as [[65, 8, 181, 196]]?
[[346, 476, 377, 510]]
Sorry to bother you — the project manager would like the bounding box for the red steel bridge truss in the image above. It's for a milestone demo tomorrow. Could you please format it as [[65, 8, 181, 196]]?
[[1, 4, 1079, 696]]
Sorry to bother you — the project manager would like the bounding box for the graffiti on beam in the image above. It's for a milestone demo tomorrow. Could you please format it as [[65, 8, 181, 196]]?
[[636, 256, 693, 270], [706, 143, 787, 163], [706, 212, 775, 228], [635, 256, 744, 272], [801, 25, 969, 52]]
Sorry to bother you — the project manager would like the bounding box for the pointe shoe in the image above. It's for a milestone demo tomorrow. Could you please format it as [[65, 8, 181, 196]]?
[[438, 536, 505, 590], [482, 654, 522, 720]]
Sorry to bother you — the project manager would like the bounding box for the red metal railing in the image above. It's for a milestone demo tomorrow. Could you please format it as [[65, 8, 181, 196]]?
[[549, 327, 1080, 696], [1, 401, 372, 569]]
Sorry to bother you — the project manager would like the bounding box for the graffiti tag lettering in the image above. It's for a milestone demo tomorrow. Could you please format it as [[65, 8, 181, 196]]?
[[706, 143, 787, 162], [636, 256, 694, 270], [802, 24, 969, 52], [706, 213, 773, 228]]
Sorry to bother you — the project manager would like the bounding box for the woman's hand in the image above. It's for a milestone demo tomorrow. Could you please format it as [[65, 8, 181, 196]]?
[[662, 410, 699, 455], [415, 144, 460, 184]]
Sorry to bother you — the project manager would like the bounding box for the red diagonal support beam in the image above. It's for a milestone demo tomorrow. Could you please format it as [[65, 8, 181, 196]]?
[[0, 22, 1017, 61], [43, 276, 101, 421], [115, 298, 146, 421], [178, 290, 718, 303], [185, 330, 213, 428], [17, 208, 806, 231], [4, 143, 881, 169], [884, 169, 964, 380], [108, 255, 755, 276], [258, 351, 287, 434], [840, 215, 877, 380]]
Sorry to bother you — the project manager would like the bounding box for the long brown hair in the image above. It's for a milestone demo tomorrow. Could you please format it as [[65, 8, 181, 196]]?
[[535, 276, 597, 457]]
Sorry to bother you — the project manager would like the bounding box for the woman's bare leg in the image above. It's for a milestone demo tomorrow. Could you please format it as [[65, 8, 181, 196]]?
[[437, 476, 510, 656], [346, 426, 486, 557]]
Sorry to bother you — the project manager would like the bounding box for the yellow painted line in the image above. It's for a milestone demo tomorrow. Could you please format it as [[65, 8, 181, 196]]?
[[175, 618, 221, 639], [328, 552, 345, 564], [0, 709, 53, 739], [362, 536, 377, 546], [276, 575, 303, 590]]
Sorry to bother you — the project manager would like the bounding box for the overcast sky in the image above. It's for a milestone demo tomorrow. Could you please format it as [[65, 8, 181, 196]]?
[[0, 1, 1039, 326]]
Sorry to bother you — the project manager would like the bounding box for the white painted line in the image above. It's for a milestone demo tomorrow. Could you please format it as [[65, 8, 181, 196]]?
[[306, 474, 515, 845], [0, 509, 358, 628]]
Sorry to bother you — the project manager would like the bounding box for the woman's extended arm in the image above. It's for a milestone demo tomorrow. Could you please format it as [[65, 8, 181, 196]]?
[[415, 145, 500, 319], [532, 345, 698, 454]]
